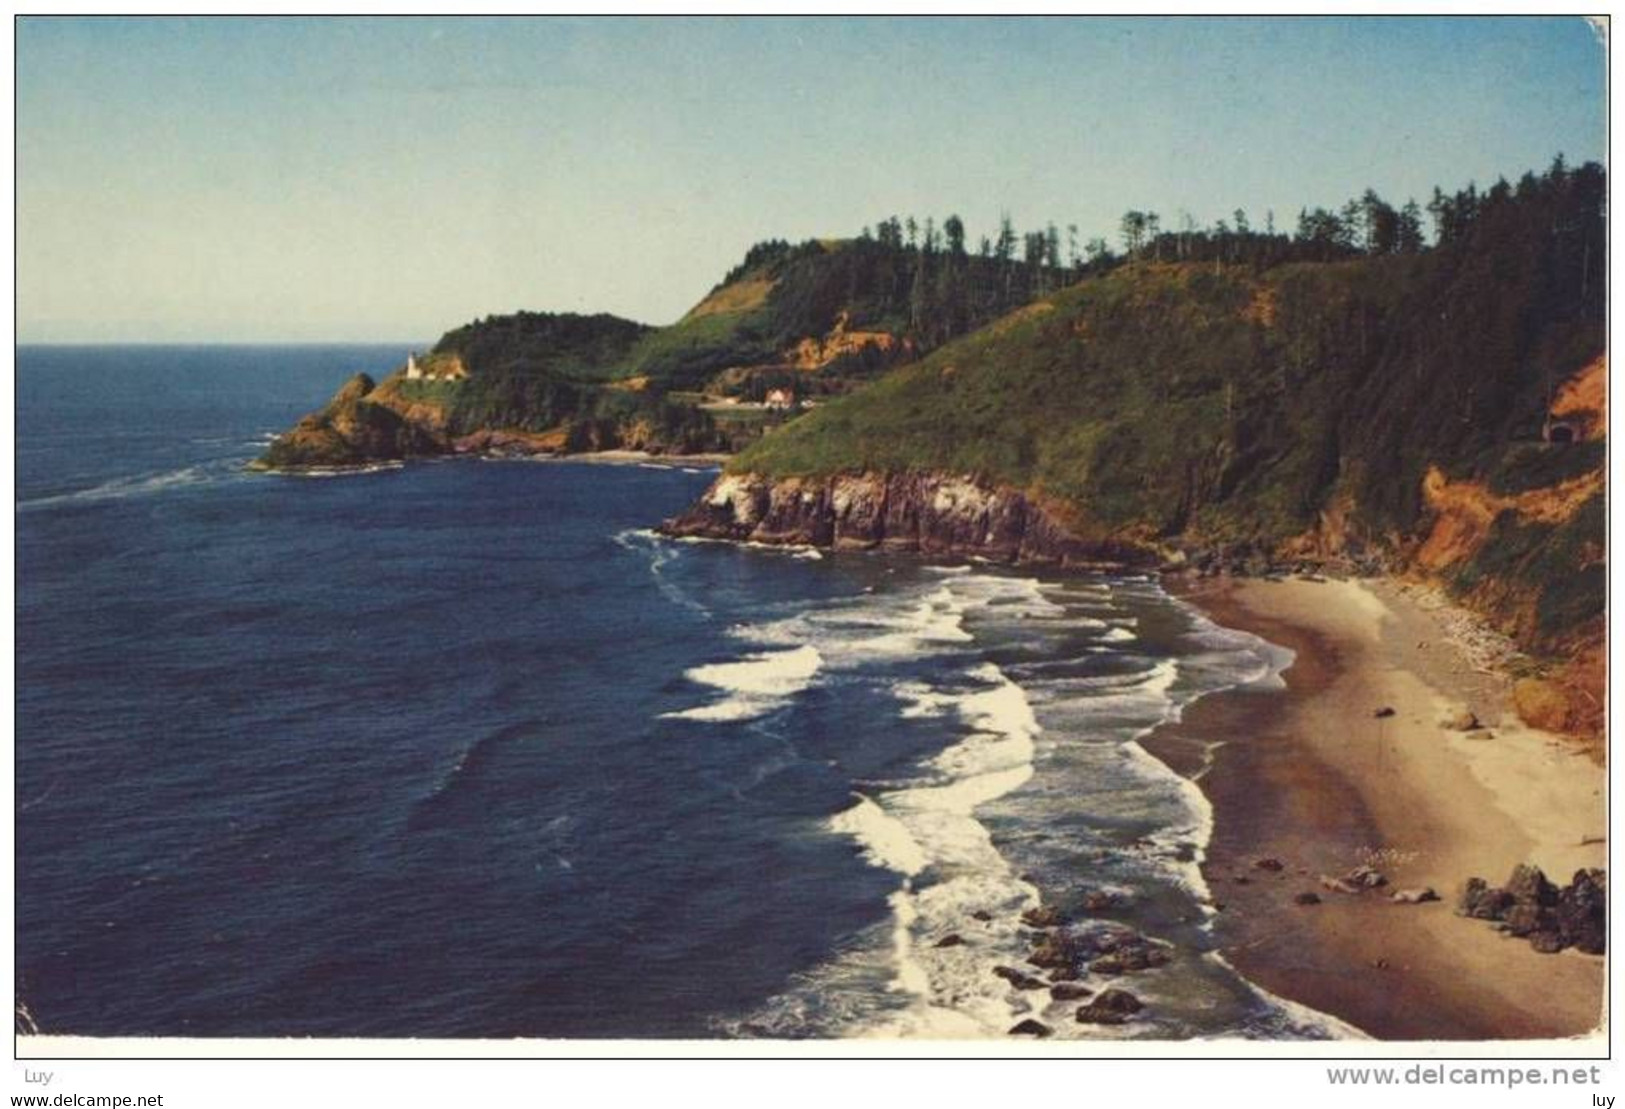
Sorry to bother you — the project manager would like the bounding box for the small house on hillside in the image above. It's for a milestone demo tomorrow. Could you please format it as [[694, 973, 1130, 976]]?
[[764, 387, 795, 411]]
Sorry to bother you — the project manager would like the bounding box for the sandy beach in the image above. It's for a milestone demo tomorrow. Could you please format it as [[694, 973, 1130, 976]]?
[[1147, 576, 1606, 1042], [563, 449, 732, 466]]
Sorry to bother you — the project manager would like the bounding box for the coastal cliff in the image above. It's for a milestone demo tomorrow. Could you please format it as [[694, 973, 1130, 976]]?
[[660, 470, 1155, 567], [660, 163, 1605, 737]]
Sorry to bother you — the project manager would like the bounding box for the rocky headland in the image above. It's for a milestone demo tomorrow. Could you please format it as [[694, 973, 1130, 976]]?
[[658, 470, 1156, 567]]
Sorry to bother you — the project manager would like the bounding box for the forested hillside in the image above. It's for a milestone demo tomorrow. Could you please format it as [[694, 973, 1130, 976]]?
[[683, 160, 1604, 729]]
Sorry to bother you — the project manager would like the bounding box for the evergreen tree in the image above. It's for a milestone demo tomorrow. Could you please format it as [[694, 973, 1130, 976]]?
[[1119, 210, 1148, 256], [1397, 199, 1425, 254]]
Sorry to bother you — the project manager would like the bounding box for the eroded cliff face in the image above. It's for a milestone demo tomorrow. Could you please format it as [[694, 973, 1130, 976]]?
[[659, 471, 1156, 568]]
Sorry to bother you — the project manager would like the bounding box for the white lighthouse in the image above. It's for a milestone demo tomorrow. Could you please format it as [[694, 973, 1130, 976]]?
[[406, 352, 422, 380]]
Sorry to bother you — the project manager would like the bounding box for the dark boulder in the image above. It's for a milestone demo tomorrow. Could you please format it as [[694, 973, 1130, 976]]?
[[1254, 857, 1286, 872], [1089, 942, 1173, 975], [1027, 934, 1078, 970], [1020, 905, 1066, 928], [1060, 923, 1174, 976], [1050, 982, 1094, 1001], [993, 966, 1049, 991], [1008, 1018, 1053, 1038], [1076, 988, 1143, 1025], [933, 934, 964, 948]]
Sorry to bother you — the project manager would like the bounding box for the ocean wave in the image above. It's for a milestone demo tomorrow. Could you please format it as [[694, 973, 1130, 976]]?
[[613, 528, 710, 618], [408, 719, 539, 829], [1091, 594, 1298, 911], [1021, 657, 1181, 711], [1178, 612, 1295, 690], [18, 464, 230, 509], [949, 575, 1069, 619], [1205, 952, 1371, 1040], [730, 583, 973, 664], [661, 644, 824, 723], [829, 794, 928, 875]]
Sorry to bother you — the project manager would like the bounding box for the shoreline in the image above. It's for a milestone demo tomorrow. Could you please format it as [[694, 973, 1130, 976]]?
[[1147, 575, 1605, 1041], [249, 447, 732, 475]]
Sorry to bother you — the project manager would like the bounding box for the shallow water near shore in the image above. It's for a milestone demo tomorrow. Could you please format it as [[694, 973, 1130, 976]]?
[[19, 346, 1349, 1040]]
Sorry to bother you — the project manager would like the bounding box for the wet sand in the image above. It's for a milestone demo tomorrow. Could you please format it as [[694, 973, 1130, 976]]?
[[1147, 577, 1605, 1042]]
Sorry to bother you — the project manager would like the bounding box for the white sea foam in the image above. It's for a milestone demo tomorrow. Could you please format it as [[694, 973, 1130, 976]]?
[[829, 794, 928, 875], [950, 575, 1069, 618], [728, 581, 974, 666], [825, 660, 1045, 1038], [714, 566, 1335, 1039], [1099, 594, 1298, 909], [1024, 658, 1180, 715], [892, 681, 953, 719], [661, 644, 824, 723]]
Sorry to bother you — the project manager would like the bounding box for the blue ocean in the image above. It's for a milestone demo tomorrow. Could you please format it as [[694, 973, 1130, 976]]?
[[16, 346, 1348, 1040]]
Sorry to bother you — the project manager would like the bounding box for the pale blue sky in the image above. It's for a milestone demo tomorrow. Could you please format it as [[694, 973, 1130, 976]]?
[[17, 16, 1606, 342]]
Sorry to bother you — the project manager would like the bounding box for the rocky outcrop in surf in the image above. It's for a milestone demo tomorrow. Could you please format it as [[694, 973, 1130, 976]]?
[[658, 471, 1158, 568]]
